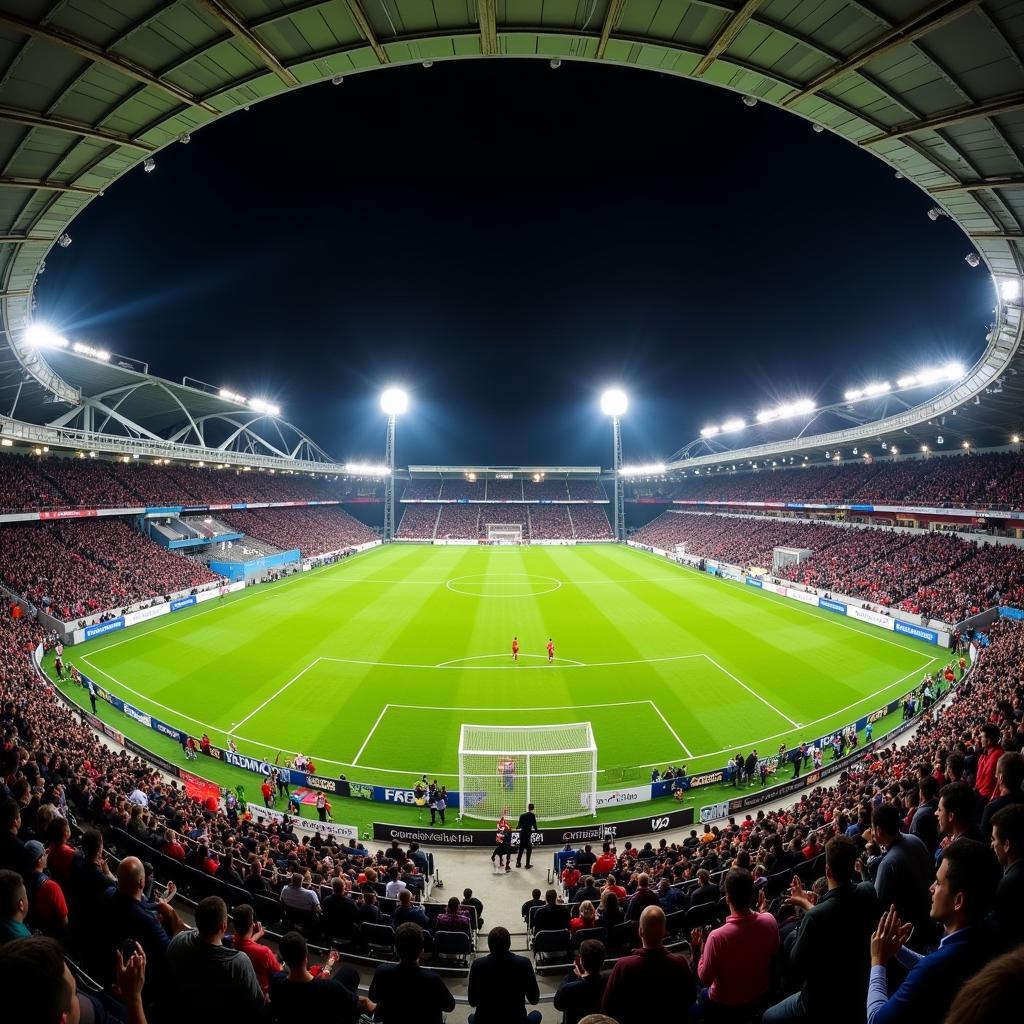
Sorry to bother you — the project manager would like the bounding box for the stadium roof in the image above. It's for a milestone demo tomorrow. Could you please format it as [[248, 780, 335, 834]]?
[[0, 1, 1022, 472], [409, 465, 602, 476]]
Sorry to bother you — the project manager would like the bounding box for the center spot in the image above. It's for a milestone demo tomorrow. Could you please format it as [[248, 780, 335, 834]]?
[[446, 572, 562, 597]]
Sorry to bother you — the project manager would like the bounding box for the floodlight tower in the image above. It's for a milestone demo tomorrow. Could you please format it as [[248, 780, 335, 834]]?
[[601, 388, 628, 541], [380, 388, 408, 541]]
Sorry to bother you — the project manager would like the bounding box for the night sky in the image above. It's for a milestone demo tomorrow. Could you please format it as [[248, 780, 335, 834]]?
[[37, 60, 993, 469]]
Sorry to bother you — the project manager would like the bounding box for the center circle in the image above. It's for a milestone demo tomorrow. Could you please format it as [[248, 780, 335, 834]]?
[[446, 572, 562, 597]]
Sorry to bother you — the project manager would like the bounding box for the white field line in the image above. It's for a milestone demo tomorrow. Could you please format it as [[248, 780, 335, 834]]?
[[435, 653, 587, 667], [702, 654, 802, 728], [229, 659, 323, 735], [648, 700, 694, 759], [352, 704, 392, 766], [317, 654, 704, 671]]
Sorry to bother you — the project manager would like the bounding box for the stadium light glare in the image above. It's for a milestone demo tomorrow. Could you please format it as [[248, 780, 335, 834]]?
[[219, 388, 247, 404], [756, 398, 815, 423], [700, 425, 720, 438], [248, 397, 281, 417], [999, 278, 1021, 302], [72, 341, 110, 362], [344, 462, 390, 476], [0, 439, 13, 447], [720, 418, 745, 433], [890, 446, 898, 454], [619, 462, 666, 477], [24, 323, 69, 350], [600, 388, 628, 417], [380, 387, 409, 416], [1013, 434, 1021, 444]]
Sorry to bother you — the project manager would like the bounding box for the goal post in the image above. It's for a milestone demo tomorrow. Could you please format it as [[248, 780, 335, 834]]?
[[772, 546, 812, 572], [486, 524, 523, 544], [458, 722, 598, 821]]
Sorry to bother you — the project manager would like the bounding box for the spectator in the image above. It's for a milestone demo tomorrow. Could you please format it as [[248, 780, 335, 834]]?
[[231, 902, 283, 998], [385, 864, 407, 899], [593, 842, 616, 875], [22, 841, 67, 938], [280, 871, 320, 914], [990, 804, 1024, 950], [690, 868, 719, 908], [436, 895, 471, 936], [0, 798, 28, 874], [521, 888, 543, 925], [554, 937, 608, 1024], [0, 869, 30, 944], [533, 889, 568, 932], [870, 803, 933, 942], [909, 775, 941, 855], [867, 839, 1001, 1024], [975, 724, 1005, 803], [463, 887, 484, 928], [393, 888, 431, 931], [271, 929, 372, 1022], [936, 781, 982, 858], [603, 905, 695, 1024], [369, 922, 456, 1024], [569, 900, 599, 934], [625, 872, 659, 922], [981, 752, 1024, 837], [467, 925, 541, 1024], [693, 867, 779, 1017], [166, 895, 263, 1015], [764, 835, 880, 1023], [323, 876, 359, 941]]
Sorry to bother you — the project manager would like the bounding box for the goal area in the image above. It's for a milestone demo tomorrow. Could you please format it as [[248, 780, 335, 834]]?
[[486, 523, 523, 544], [772, 546, 812, 572], [458, 722, 598, 821]]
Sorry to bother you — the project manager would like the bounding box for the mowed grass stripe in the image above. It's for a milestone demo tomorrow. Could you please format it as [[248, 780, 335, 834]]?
[[72, 544, 943, 783]]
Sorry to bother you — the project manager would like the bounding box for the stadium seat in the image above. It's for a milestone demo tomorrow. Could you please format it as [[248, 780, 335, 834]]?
[[571, 925, 607, 949], [684, 902, 721, 931], [433, 929, 473, 966], [361, 922, 397, 960], [531, 928, 572, 966], [608, 920, 639, 955]]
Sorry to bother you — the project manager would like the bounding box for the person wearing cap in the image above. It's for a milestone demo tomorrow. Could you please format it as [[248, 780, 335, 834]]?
[[24, 839, 68, 938]]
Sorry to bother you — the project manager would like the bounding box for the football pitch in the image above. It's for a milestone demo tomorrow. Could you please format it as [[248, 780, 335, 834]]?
[[54, 542, 944, 818]]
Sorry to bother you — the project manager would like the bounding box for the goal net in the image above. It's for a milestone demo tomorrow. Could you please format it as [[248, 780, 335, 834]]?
[[772, 546, 812, 572], [487, 524, 523, 544], [458, 723, 598, 821]]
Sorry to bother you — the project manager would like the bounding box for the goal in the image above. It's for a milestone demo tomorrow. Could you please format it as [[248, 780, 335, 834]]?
[[458, 723, 598, 821], [486, 524, 523, 544], [772, 546, 812, 572]]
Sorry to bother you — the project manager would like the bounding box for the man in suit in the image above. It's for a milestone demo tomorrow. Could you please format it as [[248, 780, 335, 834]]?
[[866, 838, 1001, 1024], [532, 889, 569, 933], [467, 926, 541, 1024], [990, 803, 1024, 950], [515, 804, 537, 868]]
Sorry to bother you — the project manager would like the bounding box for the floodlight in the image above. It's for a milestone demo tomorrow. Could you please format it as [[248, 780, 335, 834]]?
[[742, 95, 757, 107], [1013, 435, 1021, 444], [927, 207, 946, 221], [380, 388, 408, 416], [57, 233, 71, 248], [965, 253, 981, 268], [720, 418, 745, 433], [143, 158, 156, 173], [962, 441, 970, 449], [331, 75, 344, 85], [179, 133, 191, 145], [600, 388, 628, 417], [550, 58, 562, 69], [921, 445, 929, 452], [943, 361, 965, 379], [890, 446, 898, 454], [812, 123, 824, 133], [1000, 278, 1021, 302], [700, 425, 720, 438], [24, 323, 68, 349]]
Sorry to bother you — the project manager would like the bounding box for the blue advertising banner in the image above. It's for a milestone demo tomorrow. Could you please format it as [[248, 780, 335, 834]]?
[[744, 577, 763, 589], [170, 595, 197, 612], [999, 606, 1024, 621], [819, 598, 848, 615], [372, 785, 461, 810], [893, 620, 939, 645], [145, 506, 183, 515], [84, 617, 125, 640]]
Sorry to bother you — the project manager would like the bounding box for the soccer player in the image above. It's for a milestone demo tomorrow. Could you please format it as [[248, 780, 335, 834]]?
[[547, 638, 555, 663], [512, 636, 519, 662]]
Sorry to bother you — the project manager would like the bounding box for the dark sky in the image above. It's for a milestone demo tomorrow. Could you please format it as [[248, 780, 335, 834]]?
[[37, 59, 993, 468]]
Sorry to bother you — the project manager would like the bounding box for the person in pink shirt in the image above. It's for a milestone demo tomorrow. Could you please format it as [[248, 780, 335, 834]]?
[[692, 868, 779, 1016]]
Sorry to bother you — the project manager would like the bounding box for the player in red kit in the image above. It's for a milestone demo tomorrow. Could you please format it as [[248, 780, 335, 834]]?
[[511, 636, 519, 662], [547, 638, 555, 663]]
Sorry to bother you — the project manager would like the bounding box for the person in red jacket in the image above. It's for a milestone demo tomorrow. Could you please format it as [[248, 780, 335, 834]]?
[[975, 723, 1004, 802], [593, 842, 617, 875], [260, 779, 273, 807]]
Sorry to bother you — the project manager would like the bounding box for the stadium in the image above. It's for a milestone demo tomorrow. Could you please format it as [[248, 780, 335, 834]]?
[[1, 3, 1024, 1024]]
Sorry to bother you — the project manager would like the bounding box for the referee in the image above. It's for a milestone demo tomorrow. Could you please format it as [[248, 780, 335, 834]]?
[[515, 803, 538, 868]]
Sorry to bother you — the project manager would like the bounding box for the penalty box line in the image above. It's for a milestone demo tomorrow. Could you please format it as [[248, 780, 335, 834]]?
[[352, 699, 693, 767]]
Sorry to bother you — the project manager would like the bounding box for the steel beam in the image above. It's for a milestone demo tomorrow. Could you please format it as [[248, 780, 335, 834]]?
[[693, 0, 764, 78], [344, 0, 390, 64], [0, 105, 154, 151], [195, 1, 298, 87], [596, 0, 626, 60], [860, 92, 1024, 145]]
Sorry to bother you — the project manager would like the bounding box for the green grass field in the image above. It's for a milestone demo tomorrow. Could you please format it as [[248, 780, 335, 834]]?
[[49, 543, 945, 830]]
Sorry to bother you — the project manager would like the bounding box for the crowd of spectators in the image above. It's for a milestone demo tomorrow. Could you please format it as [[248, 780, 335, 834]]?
[[635, 511, 1024, 622], [221, 508, 376, 558], [398, 501, 614, 540], [570, 504, 615, 540], [0, 520, 219, 621], [0, 587, 1023, 1020], [528, 505, 573, 539], [435, 504, 481, 540], [642, 450, 1024, 510], [396, 505, 441, 539], [0, 452, 372, 513]]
